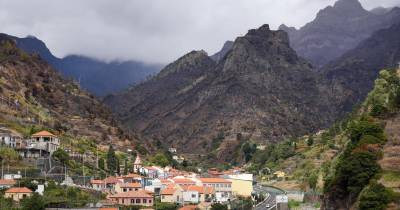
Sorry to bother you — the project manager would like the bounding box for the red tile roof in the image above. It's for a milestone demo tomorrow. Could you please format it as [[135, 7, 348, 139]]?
[[5, 187, 32, 193], [181, 185, 215, 194], [103, 177, 122, 184], [90, 179, 104, 184], [31, 131, 56, 137], [199, 178, 231, 183], [161, 188, 177, 195], [0, 179, 16, 185], [109, 190, 152, 198], [119, 182, 142, 188]]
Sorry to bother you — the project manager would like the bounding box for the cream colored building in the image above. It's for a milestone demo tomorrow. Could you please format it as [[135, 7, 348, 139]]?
[[5, 187, 32, 202], [224, 174, 253, 197], [161, 186, 183, 203], [115, 182, 142, 193]]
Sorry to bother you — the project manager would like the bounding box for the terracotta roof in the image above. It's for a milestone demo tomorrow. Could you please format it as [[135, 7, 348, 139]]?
[[119, 182, 142, 188], [123, 173, 143, 179], [31, 131, 56, 137], [182, 185, 215, 194], [161, 188, 177, 195], [90, 179, 104, 184], [5, 187, 32, 193], [104, 177, 122, 184], [199, 178, 231, 183], [160, 179, 173, 184], [179, 205, 198, 210], [109, 190, 152, 198], [0, 179, 16, 185], [172, 178, 195, 184]]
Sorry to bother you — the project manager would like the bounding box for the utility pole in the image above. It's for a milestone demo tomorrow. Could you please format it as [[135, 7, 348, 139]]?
[[1, 157, 3, 179]]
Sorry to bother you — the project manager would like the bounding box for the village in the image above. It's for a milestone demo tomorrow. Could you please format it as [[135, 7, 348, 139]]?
[[0, 126, 264, 210]]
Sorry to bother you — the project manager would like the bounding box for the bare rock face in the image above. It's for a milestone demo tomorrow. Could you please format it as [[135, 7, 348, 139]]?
[[279, 0, 400, 68], [211, 41, 234, 62], [105, 25, 335, 160]]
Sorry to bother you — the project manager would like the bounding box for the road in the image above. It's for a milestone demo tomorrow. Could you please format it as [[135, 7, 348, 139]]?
[[254, 184, 285, 210]]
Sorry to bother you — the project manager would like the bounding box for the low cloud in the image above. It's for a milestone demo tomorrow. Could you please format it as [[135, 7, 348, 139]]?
[[0, 0, 398, 64]]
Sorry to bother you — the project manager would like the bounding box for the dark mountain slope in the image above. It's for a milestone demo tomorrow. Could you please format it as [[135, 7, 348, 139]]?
[[0, 34, 144, 150], [211, 41, 234, 62], [279, 0, 400, 67], [105, 25, 335, 161], [320, 22, 400, 115], [4, 34, 161, 96]]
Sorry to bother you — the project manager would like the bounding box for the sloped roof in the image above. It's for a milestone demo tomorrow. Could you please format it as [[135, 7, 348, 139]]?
[[161, 188, 177, 195], [199, 178, 231, 183], [0, 179, 16, 185], [5, 187, 32, 193], [181, 185, 215, 194], [119, 182, 142, 188], [172, 178, 195, 184], [90, 179, 104, 184], [31, 131, 56, 137], [109, 190, 152, 198]]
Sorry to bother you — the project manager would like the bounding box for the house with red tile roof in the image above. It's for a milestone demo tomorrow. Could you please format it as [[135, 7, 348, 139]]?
[[17, 130, 60, 158], [4, 187, 32, 202], [0, 179, 16, 189], [108, 190, 153, 206], [161, 185, 183, 203], [115, 182, 142, 193], [198, 178, 232, 202], [172, 178, 196, 186], [181, 185, 215, 203], [90, 179, 105, 191]]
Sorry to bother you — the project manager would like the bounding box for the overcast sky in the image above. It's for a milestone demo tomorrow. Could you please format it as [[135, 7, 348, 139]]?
[[0, 0, 399, 64]]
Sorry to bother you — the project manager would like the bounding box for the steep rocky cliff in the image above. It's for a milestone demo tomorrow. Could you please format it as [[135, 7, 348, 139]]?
[[279, 0, 400, 68], [105, 25, 335, 161]]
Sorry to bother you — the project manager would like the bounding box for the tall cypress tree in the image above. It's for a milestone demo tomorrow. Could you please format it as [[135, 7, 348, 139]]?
[[107, 145, 117, 174]]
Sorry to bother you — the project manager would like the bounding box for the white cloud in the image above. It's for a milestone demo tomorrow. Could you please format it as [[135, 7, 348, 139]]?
[[0, 0, 398, 64]]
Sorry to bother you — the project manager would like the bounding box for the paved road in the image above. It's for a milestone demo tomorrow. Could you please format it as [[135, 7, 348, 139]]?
[[254, 184, 285, 210]]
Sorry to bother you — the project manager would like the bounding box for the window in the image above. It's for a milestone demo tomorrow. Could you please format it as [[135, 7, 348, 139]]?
[[192, 194, 196, 198], [123, 188, 127, 192], [162, 195, 165, 199], [22, 194, 27, 198], [149, 199, 152, 203], [122, 199, 124, 204], [143, 199, 147, 203], [131, 199, 135, 204], [136, 199, 141, 203]]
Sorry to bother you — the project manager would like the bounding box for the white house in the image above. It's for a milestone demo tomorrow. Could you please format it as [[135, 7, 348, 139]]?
[[17, 131, 60, 158], [183, 189, 199, 204], [0, 127, 23, 148]]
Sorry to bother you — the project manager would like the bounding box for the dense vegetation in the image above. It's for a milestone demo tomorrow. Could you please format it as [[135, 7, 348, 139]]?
[[323, 69, 400, 209]]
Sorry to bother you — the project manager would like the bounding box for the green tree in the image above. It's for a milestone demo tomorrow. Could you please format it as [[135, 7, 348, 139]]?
[[308, 171, 318, 191], [52, 148, 69, 164], [211, 203, 228, 210], [150, 153, 170, 167], [106, 145, 118, 173], [156, 202, 178, 210], [307, 135, 314, 146], [123, 159, 128, 175], [358, 182, 393, 210], [21, 193, 45, 210], [98, 158, 105, 170]]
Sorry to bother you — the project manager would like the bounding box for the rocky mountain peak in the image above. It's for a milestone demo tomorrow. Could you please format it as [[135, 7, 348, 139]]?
[[156, 50, 214, 79], [211, 41, 234, 62], [317, 0, 368, 18]]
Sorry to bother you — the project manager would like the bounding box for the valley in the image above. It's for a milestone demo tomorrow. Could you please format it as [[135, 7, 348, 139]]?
[[1, 0, 400, 209]]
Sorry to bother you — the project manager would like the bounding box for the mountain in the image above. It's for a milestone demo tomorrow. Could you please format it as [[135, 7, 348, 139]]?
[[104, 25, 335, 162], [0, 34, 145, 150], [279, 0, 400, 68], [319, 22, 400, 115], [211, 41, 234, 62], [6, 34, 161, 96]]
